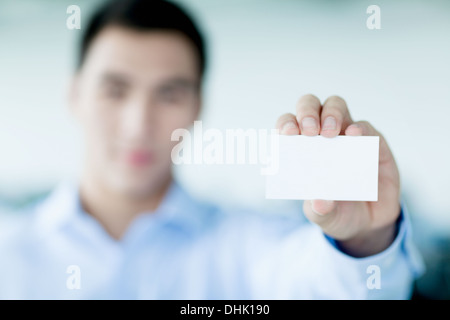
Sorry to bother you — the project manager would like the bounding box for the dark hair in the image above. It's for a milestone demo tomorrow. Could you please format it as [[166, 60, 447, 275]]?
[[78, 0, 207, 78]]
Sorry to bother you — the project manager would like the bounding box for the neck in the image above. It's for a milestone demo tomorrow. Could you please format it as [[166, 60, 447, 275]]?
[[79, 171, 172, 240]]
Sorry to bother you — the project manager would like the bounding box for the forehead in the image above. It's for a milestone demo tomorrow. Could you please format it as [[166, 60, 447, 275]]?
[[81, 25, 199, 81]]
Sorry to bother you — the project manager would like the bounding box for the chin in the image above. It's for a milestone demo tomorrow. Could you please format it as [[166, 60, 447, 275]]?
[[113, 171, 170, 199], [102, 159, 171, 197]]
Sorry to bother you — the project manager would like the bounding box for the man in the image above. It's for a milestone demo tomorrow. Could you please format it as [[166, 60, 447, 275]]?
[[0, 0, 423, 299]]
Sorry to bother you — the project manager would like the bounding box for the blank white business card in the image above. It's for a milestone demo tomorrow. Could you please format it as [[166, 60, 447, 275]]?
[[265, 135, 379, 201]]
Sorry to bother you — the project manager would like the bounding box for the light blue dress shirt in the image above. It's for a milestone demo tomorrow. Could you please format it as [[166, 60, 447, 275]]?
[[0, 180, 424, 299]]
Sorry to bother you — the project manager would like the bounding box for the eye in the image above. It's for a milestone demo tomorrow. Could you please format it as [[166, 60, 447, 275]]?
[[160, 87, 181, 102], [157, 85, 192, 105], [105, 84, 126, 100]]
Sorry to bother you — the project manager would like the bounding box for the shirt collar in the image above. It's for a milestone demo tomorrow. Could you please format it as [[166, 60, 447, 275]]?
[[33, 179, 211, 238], [146, 180, 211, 233]]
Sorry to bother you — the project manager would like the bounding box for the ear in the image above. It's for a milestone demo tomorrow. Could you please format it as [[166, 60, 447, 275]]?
[[67, 72, 81, 120], [193, 87, 203, 121]]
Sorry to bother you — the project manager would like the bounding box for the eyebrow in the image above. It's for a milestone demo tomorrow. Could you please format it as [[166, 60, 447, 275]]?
[[99, 72, 199, 90], [99, 72, 132, 87], [158, 77, 199, 90]]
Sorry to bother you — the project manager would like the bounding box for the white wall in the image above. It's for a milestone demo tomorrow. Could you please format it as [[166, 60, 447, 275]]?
[[1, 0, 449, 229]]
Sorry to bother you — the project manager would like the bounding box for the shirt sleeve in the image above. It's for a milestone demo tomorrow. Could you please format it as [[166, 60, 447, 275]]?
[[316, 203, 425, 299], [238, 201, 425, 299]]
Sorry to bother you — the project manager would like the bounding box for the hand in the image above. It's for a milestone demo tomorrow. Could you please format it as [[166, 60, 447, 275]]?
[[276, 94, 401, 257]]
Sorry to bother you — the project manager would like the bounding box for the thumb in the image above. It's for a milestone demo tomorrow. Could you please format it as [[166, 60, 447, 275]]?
[[303, 199, 337, 228], [303, 199, 370, 241]]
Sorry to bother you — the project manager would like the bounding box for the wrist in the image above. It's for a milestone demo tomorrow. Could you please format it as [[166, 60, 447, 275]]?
[[335, 222, 397, 258], [334, 203, 402, 258]]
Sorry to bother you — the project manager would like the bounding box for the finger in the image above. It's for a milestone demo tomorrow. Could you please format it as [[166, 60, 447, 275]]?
[[345, 120, 393, 164], [344, 123, 364, 136], [303, 199, 337, 229], [345, 120, 377, 136], [349, 122, 400, 231], [295, 94, 321, 136], [320, 95, 353, 138], [275, 113, 300, 135]]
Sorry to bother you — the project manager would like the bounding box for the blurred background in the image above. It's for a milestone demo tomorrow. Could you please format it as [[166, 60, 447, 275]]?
[[0, 0, 449, 299]]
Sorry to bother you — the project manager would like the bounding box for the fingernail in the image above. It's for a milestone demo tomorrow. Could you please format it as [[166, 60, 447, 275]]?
[[311, 200, 334, 216], [310, 202, 325, 216], [322, 117, 337, 130], [281, 121, 297, 134], [311, 208, 325, 216], [301, 117, 317, 130]]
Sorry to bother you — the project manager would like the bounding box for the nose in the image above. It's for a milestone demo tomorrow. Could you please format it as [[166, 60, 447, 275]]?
[[120, 95, 156, 145]]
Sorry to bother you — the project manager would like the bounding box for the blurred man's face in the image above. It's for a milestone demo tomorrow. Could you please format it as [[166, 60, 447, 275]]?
[[71, 26, 201, 198]]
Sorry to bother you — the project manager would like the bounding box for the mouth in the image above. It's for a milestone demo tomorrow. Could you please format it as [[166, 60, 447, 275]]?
[[124, 150, 154, 167]]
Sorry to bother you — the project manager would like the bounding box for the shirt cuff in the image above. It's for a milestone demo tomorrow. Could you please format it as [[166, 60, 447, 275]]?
[[324, 207, 403, 258], [319, 202, 425, 299]]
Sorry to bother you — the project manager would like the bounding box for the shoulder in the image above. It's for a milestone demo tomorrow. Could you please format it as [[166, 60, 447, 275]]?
[[0, 183, 74, 250], [0, 203, 41, 260]]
